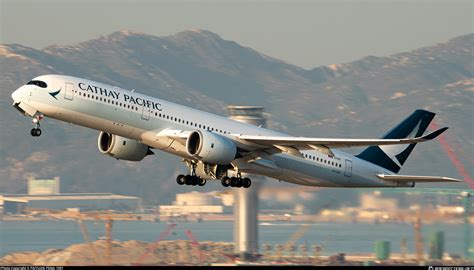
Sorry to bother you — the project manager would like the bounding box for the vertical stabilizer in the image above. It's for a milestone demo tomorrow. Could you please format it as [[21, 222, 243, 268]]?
[[356, 110, 436, 173]]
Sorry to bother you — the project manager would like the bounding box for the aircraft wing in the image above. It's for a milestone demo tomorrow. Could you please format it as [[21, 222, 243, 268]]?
[[376, 174, 462, 183], [237, 127, 448, 149], [148, 127, 447, 158]]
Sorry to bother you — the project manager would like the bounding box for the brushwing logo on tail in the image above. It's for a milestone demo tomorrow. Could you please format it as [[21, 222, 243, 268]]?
[[379, 119, 422, 167], [49, 88, 61, 100]]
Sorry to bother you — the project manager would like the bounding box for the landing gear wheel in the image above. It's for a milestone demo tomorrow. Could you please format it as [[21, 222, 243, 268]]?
[[185, 175, 193, 185], [221, 176, 230, 187], [230, 177, 238, 187], [191, 176, 199, 186], [176, 175, 185, 185], [242, 178, 252, 188], [30, 128, 41, 137], [235, 178, 243, 188], [198, 178, 206, 186]]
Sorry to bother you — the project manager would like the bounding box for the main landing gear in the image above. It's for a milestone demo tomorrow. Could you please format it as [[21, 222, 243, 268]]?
[[220, 173, 252, 189], [176, 161, 251, 188], [30, 114, 43, 137], [176, 173, 252, 188], [176, 174, 206, 186], [176, 163, 206, 186]]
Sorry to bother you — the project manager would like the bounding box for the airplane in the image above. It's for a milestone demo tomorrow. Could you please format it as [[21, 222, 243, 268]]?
[[11, 74, 462, 188]]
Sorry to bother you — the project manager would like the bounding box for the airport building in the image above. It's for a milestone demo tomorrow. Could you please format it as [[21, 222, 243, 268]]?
[[1, 193, 143, 214], [159, 191, 231, 217], [1, 177, 143, 214]]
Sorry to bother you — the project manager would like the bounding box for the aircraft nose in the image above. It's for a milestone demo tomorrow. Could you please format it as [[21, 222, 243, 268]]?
[[11, 87, 24, 103]]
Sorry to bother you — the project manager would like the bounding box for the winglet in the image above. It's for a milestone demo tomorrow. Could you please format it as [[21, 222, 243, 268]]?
[[422, 127, 449, 140]]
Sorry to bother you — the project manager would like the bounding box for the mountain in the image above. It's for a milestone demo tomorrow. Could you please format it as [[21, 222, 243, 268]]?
[[1, 30, 472, 204]]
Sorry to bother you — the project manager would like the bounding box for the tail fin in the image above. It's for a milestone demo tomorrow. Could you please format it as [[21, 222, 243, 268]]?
[[356, 109, 436, 173]]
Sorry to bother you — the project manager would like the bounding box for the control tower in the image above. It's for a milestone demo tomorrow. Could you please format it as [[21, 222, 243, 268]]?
[[227, 105, 266, 261]]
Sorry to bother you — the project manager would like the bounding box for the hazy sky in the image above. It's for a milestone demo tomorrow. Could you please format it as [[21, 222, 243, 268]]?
[[1, 0, 472, 69]]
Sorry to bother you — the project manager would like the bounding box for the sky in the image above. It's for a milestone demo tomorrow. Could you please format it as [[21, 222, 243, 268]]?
[[1, 0, 472, 69]]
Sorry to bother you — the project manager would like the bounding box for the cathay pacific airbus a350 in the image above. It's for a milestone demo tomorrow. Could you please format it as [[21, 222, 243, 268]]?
[[12, 75, 461, 188]]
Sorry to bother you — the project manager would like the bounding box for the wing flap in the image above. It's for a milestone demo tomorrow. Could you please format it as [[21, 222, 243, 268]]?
[[376, 174, 462, 182]]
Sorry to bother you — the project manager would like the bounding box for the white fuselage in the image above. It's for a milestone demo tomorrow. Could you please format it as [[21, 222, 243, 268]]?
[[12, 74, 407, 188]]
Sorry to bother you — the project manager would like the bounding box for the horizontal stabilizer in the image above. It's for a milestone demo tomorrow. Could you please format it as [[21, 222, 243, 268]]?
[[376, 174, 462, 183]]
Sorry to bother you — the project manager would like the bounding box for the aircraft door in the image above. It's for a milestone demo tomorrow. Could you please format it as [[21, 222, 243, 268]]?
[[64, 82, 74, 100], [141, 105, 150, 121], [344, 159, 352, 177]]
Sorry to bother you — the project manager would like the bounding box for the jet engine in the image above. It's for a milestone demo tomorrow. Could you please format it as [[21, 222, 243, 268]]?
[[98, 132, 153, 161], [186, 130, 237, 165]]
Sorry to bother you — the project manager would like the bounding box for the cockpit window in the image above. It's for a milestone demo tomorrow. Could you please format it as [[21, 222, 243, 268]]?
[[27, 80, 47, 88]]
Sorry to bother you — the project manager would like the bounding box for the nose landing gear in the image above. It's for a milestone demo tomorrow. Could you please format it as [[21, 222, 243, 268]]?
[[30, 114, 43, 137], [30, 128, 42, 137]]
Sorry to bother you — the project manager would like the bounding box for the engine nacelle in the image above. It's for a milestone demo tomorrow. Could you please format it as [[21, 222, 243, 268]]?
[[98, 132, 152, 161], [186, 130, 237, 165]]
